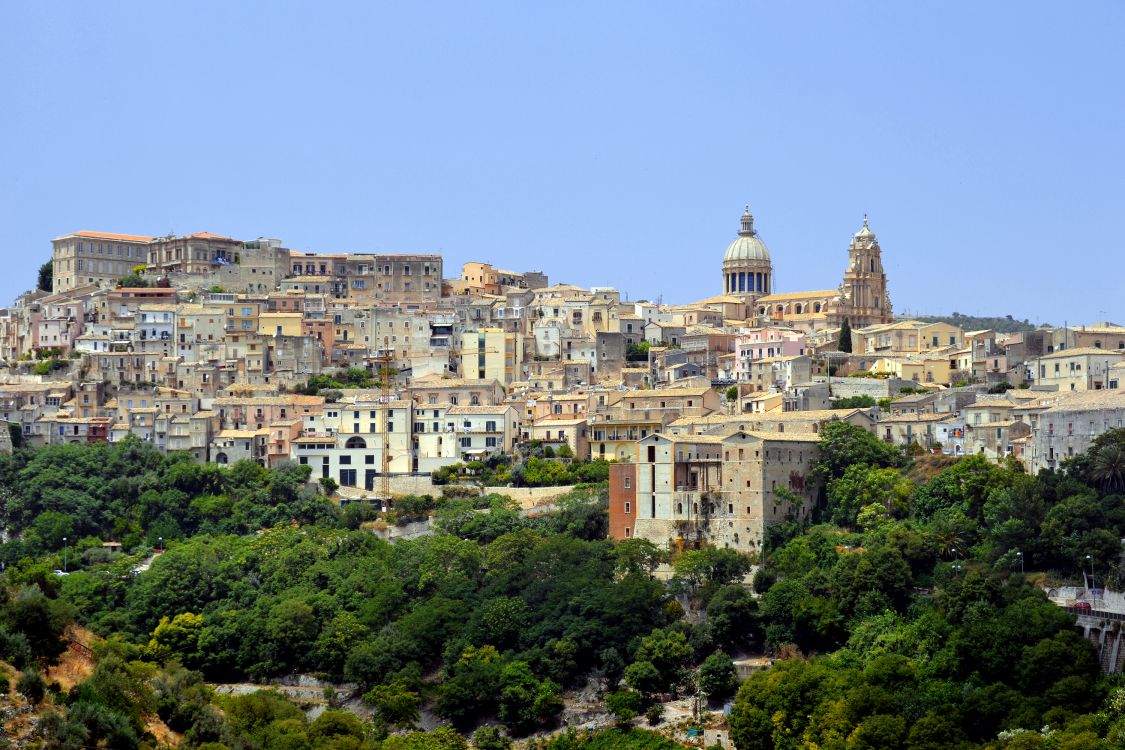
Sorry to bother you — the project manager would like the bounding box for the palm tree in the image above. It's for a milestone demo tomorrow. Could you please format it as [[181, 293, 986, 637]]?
[[1091, 444, 1125, 492], [933, 525, 965, 560]]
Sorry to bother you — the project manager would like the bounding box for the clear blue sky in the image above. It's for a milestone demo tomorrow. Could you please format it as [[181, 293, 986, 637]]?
[[2, 2, 1122, 324]]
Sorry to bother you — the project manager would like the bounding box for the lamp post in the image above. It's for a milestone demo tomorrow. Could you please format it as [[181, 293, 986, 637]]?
[[158, 536, 163, 554], [1016, 550, 1024, 576], [1085, 554, 1093, 591], [62, 536, 67, 573]]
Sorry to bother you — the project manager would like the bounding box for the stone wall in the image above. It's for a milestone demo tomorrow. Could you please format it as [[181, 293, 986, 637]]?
[[386, 475, 575, 509], [824, 377, 917, 399]]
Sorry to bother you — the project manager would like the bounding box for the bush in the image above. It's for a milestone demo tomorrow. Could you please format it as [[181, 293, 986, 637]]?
[[17, 668, 45, 702], [645, 704, 665, 725]]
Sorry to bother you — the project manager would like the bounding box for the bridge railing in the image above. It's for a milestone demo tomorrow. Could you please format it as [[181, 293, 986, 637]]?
[[1064, 606, 1125, 621]]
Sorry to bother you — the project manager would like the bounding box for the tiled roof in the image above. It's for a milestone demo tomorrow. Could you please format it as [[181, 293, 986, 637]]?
[[69, 230, 153, 242]]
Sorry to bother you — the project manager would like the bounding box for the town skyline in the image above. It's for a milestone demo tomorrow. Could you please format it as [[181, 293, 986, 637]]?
[[3, 2, 1124, 322]]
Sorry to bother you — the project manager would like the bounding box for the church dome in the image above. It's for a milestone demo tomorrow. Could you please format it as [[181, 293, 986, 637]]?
[[723, 206, 771, 263]]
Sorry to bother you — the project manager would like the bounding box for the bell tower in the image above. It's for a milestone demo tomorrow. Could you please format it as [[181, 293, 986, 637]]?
[[839, 215, 892, 328]]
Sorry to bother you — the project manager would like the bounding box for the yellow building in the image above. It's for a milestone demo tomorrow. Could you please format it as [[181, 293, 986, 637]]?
[[257, 311, 304, 338], [854, 320, 963, 356], [459, 328, 518, 384]]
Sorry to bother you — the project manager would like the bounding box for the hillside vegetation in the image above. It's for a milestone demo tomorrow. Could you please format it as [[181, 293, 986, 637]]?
[[4, 426, 1125, 747], [900, 312, 1040, 333]]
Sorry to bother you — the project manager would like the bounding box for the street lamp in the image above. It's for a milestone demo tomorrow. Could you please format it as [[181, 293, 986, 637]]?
[[1085, 554, 1093, 591], [62, 536, 67, 573], [1016, 550, 1024, 576], [158, 536, 163, 553]]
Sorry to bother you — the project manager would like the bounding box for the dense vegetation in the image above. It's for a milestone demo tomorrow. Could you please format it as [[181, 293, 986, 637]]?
[[297, 367, 382, 396], [729, 422, 1125, 749], [5, 424, 1125, 747], [905, 312, 1039, 333], [431, 449, 611, 487], [0, 439, 675, 746]]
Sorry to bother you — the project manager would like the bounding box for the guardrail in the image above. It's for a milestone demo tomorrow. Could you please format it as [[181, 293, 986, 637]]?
[[1063, 606, 1125, 622]]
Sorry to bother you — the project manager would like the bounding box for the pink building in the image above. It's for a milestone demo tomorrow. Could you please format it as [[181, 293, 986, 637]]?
[[735, 328, 807, 383], [37, 298, 85, 353]]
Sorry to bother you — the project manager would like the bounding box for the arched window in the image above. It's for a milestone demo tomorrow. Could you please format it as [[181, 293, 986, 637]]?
[[216, 452, 228, 465], [814, 302, 822, 313], [345, 436, 367, 449], [676, 502, 683, 514], [758, 307, 766, 316], [795, 304, 804, 314], [870, 258, 875, 272]]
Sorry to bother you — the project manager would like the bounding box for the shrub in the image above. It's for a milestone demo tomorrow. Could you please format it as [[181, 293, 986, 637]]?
[[17, 668, 45, 703]]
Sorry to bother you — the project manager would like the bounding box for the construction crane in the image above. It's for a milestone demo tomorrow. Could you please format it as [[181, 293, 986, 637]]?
[[369, 353, 395, 506]]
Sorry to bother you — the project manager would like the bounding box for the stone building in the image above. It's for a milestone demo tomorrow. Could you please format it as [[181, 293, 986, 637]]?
[[52, 231, 152, 293], [610, 431, 820, 553], [148, 232, 243, 276]]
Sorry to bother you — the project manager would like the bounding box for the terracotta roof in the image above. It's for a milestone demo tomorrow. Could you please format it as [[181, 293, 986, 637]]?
[[70, 230, 153, 242], [187, 232, 232, 240]]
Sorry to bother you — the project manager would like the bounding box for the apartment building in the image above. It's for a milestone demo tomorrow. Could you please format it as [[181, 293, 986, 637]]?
[[610, 431, 820, 553], [1031, 348, 1125, 392], [148, 232, 243, 276], [446, 404, 520, 460], [52, 231, 152, 293]]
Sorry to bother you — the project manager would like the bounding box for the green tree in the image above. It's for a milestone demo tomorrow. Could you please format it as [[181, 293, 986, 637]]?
[[605, 690, 645, 725], [498, 660, 563, 735], [38, 260, 53, 292], [117, 273, 150, 288], [364, 680, 421, 731], [632, 628, 692, 694], [826, 465, 912, 527], [471, 726, 512, 750], [624, 660, 662, 697], [838, 318, 852, 353], [813, 421, 903, 484], [697, 652, 737, 700]]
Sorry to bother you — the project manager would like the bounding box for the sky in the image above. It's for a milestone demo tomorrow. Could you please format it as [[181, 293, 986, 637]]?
[[1, 2, 1123, 324]]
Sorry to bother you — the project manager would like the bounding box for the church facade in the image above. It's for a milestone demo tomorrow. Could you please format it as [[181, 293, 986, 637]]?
[[719, 207, 893, 332]]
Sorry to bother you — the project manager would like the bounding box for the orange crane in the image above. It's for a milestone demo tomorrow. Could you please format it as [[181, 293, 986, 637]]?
[[369, 353, 396, 505]]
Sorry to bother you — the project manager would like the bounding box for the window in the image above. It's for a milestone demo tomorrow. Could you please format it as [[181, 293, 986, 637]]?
[[624, 501, 632, 514], [339, 455, 351, 465], [624, 476, 631, 489], [339, 469, 356, 486], [460, 437, 471, 447]]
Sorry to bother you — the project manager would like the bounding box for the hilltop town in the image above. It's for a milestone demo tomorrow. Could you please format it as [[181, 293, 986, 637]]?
[[5, 209, 1125, 748], [4, 209, 1125, 548]]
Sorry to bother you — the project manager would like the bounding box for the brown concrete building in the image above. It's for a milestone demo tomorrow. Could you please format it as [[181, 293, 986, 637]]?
[[608, 462, 638, 540], [148, 232, 242, 276], [52, 231, 153, 293], [609, 431, 820, 554]]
